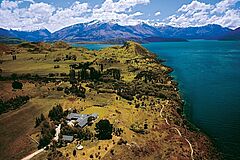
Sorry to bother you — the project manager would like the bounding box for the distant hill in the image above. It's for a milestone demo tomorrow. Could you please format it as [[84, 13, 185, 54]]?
[[0, 28, 50, 42], [218, 27, 240, 41], [0, 28, 13, 37], [0, 22, 236, 43], [0, 36, 24, 44], [0, 28, 23, 44], [10, 29, 51, 42], [156, 24, 232, 39]]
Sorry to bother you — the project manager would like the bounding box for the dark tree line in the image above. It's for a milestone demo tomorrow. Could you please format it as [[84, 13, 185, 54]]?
[[0, 96, 29, 114]]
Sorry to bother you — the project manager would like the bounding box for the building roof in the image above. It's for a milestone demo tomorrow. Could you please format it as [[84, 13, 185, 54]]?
[[62, 135, 74, 142], [66, 113, 98, 128]]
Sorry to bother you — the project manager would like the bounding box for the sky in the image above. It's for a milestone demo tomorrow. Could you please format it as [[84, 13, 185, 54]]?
[[0, 0, 239, 32]]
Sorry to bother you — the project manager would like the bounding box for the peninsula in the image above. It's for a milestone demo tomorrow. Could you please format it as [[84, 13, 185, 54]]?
[[0, 41, 219, 160]]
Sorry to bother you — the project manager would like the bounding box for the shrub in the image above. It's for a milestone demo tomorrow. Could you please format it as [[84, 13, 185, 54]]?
[[12, 81, 23, 89], [56, 86, 63, 91], [54, 65, 60, 69]]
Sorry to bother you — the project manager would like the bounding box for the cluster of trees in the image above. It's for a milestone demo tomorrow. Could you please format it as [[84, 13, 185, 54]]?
[[48, 105, 64, 122], [64, 84, 86, 98], [0, 96, 29, 114], [12, 55, 17, 60], [61, 125, 93, 140], [69, 62, 102, 83], [95, 119, 113, 140], [37, 104, 68, 149], [117, 89, 134, 101], [113, 127, 124, 136], [10, 73, 41, 80], [38, 120, 56, 149], [100, 68, 121, 82], [0, 73, 59, 82], [64, 54, 77, 61], [35, 113, 46, 127], [135, 71, 160, 83], [105, 68, 121, 80], [77, 68, 101, 81]]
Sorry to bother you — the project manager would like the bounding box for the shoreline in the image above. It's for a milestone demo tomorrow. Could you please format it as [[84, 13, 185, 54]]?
[[140, 42, 222, 159], [132, 42, 221, 159]]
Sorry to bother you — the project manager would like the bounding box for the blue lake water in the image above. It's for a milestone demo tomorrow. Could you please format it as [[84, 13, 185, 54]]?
[[72, 43, 115, 50], [74, 40, 240, 160]]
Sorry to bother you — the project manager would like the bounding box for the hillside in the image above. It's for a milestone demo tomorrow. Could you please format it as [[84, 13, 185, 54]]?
[[0, 41, 220, 160]]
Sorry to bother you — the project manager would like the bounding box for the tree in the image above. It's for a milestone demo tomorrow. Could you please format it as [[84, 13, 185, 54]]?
[[48, 105, 64, 122], [40, 113, 46, 121], [89, 67, 101, 80], [113, 69, 120, 80], [12, 81, 23, 89], [69, 69, 76, 84], [11, 73, 18, 80], [95, 119, 113, 140], [73, 149, 76, 157], [100, 64, 103, 72], [35, 117, 41, 127], [35, 113, 46, 127]]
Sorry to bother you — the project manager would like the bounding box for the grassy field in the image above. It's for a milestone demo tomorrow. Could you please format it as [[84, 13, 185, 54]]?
[[0, 97, 63, 160]]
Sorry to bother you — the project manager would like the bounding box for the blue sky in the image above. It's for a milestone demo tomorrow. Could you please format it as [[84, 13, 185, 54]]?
[[0, 0, 239, 32]]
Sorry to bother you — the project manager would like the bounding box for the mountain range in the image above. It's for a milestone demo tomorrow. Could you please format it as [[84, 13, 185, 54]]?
[[0, 21, 239, 43]]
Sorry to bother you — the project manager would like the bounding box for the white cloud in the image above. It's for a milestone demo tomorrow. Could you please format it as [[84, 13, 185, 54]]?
[[1, 0, 239, 32], [0, 0, 149, 32], [1, 0, 18, 9], [98, 0, 150, 13], [155, 11, 160, 16], [211, 0, 238, 14], [177, 1, 213, 13], [165, 0, 240, 29]]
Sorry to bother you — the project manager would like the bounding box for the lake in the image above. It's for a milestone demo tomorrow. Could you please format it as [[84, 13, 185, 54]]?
[[74, 40, 240, 160]]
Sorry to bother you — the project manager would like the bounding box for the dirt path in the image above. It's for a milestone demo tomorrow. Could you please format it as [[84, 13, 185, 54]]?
[[160, 103, 194, 160], [21, 147, 46, 160], [21, 122, 62, 160]]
